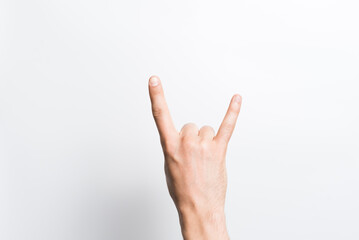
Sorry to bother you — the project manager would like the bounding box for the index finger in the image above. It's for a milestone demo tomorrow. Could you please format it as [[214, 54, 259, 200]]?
[[148, 76, 177, 141], [214, 94, 242, 144]]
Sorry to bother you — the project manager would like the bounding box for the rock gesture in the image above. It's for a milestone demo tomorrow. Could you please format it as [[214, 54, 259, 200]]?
[[149, 76, 242, 240]]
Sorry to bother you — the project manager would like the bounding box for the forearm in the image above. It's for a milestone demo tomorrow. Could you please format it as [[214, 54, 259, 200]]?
[[178, 206, 229, 240]]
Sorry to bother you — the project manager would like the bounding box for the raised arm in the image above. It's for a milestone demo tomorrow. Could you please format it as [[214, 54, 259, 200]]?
[[148, 76, 242, 240]]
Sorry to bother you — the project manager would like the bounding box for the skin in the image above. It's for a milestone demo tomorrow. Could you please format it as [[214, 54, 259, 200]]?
[[148, 75, 242, 240]]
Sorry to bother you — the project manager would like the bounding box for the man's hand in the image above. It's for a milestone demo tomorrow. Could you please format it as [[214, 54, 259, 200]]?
[[148, 76, 242, 240]]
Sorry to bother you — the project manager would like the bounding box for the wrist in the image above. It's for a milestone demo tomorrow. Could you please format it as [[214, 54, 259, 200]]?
[[177, 204, 229, 240]]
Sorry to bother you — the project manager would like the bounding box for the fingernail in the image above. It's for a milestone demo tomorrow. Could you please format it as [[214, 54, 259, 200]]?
[[149, 76, 160, 87], [234, 94, 241, 103]]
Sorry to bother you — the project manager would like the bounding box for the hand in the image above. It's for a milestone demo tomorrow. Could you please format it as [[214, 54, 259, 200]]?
[[148, 76, 242, 240]]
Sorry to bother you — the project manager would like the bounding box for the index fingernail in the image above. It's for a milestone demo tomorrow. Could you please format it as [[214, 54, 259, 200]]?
[[234, 94, 241, 103], [149, 77, 160, 87]]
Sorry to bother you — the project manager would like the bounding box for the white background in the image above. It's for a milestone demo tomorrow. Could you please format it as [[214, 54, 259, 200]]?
[[1, 0, 358, 239]]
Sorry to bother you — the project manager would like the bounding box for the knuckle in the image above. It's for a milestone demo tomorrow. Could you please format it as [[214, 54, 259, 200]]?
[[201, 125, 214, 132], [181, 122, 197, 131], [187, 122, 197, 127], [223, 123, 234, 133], [152, 106, 163, 118]]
